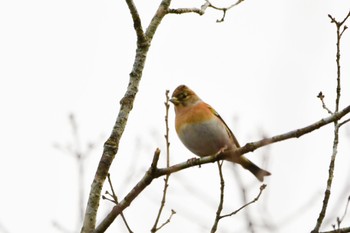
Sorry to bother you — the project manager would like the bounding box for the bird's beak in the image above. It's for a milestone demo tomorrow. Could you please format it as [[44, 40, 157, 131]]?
[[169, 97, 179, 105]]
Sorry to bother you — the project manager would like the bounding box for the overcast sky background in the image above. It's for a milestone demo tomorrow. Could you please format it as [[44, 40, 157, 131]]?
[[1, 0, 350, 233]]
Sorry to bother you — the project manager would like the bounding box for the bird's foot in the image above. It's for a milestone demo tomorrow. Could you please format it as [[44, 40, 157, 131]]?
[[216, 145, 228, 155]]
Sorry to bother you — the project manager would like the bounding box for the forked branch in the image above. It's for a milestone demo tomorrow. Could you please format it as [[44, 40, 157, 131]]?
[[94, 104, 350, 232]]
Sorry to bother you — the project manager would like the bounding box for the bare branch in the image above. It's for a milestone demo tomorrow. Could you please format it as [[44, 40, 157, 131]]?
[[125, 0, 146, 44], [95, 104, 350, 232], [336, 196, 350, 230], [81, 0, 172, 231], [319, 227, 350, 233], [327, 11, 350, 113], [311, 122, 340, 233], [339, 118, 350, 128], [167, 6, 206, 16], [151, 90, 174, 233], [317, 92, 333, 115], [167, 0, 244, 22], [220, 184, 266, 219], [210, 161, 225, 233], [153, 210, 176, 232], [145, 0, 172, 41], [207, 0, 245, 22], [106, 174, 133, 233], [93, 149, 161, 233], [311, 11, 350, 233]]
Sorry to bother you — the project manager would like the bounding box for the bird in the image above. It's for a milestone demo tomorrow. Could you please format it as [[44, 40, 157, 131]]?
[[169, 85, 271, 182]]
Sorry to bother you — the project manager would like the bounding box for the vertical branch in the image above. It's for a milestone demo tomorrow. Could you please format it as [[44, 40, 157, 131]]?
[[210, 161, 225, 233], [81, 41, 149, 233], [81, 0, 176, 231], [151, 90, 174, 232], [312, 124, 340, 232], [311, 11, 350, 233], [164, 90, 171, 168], [145, 0, 172, 41], [333, 11, 350, 112]]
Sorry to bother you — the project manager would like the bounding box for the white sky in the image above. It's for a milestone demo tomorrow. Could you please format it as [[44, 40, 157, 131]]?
[[1, 0, 350, 232]]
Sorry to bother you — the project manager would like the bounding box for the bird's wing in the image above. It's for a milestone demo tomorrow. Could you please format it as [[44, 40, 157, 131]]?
[[207, 104, 241, 148]]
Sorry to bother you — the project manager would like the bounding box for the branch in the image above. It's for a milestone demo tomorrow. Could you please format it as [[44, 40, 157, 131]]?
[[94, 104, 350, 232], [220, 184, 266, 219], [320, 227, 350, 233], [208, 0, 245, 23], [336, 196, 350, 230], [311, 122, 339, 233], [167, 0, 244, 22], [153, 210, 176, 232], [80, 0, 174, 231], [151, 90, 174, 233], [317, 92, 333, 115], [339, 118, 350, 128], [167, 7, 205, 16], [328, 10, 350, 113], [105, 174, 133, 233], [145, 0, 173, 41], [230, 105, 350, 158], [94, 149, 161, 233], [311, 11, 350, 233], [210, 161, 225, 233], [125, 0, 146, 44]]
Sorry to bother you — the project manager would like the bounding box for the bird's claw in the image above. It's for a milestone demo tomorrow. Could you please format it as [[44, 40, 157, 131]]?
[[217, 145, 228, 155]]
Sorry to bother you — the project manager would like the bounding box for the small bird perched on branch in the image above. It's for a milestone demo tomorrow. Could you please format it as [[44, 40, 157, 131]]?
[[170, 85, 271, 182]]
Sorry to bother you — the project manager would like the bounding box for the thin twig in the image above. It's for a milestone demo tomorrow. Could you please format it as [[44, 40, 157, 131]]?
[[210, 161, 225, 233], [336, 196, 350, 229], [154, 210, 176, 232], [106, 174, 133, 233], [339, 118, 350, 128], [94, 149, 161, 233], [317, 92, 333, 115], [151, 90, 175, 232], [311, 11, 350, 233], [327, 10, 350, 113], [167, 0, 244, 22], [220, 184, 267, 219], [207, 0, 245, 22]]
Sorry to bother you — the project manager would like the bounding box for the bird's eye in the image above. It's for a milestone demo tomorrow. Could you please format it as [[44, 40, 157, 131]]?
[[178, 92, 188, 100]]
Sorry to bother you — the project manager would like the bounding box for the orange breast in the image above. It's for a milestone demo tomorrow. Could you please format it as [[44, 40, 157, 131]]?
[[175, 102, 213, 133]]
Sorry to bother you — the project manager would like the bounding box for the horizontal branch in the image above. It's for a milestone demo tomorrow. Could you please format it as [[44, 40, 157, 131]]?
[[94, 104, 350, 232], [167, 7, 205, 15], [236, 104, 350, 155], [320, 227, 350, 233], [167, 2, 210, 16], [156, 104, 350, 176]]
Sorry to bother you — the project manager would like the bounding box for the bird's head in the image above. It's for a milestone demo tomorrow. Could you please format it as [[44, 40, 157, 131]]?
[[170, 85, 200, 107]]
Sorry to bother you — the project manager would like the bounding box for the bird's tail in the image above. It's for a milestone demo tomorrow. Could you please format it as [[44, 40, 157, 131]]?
[[232, 156, 271, 182]]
